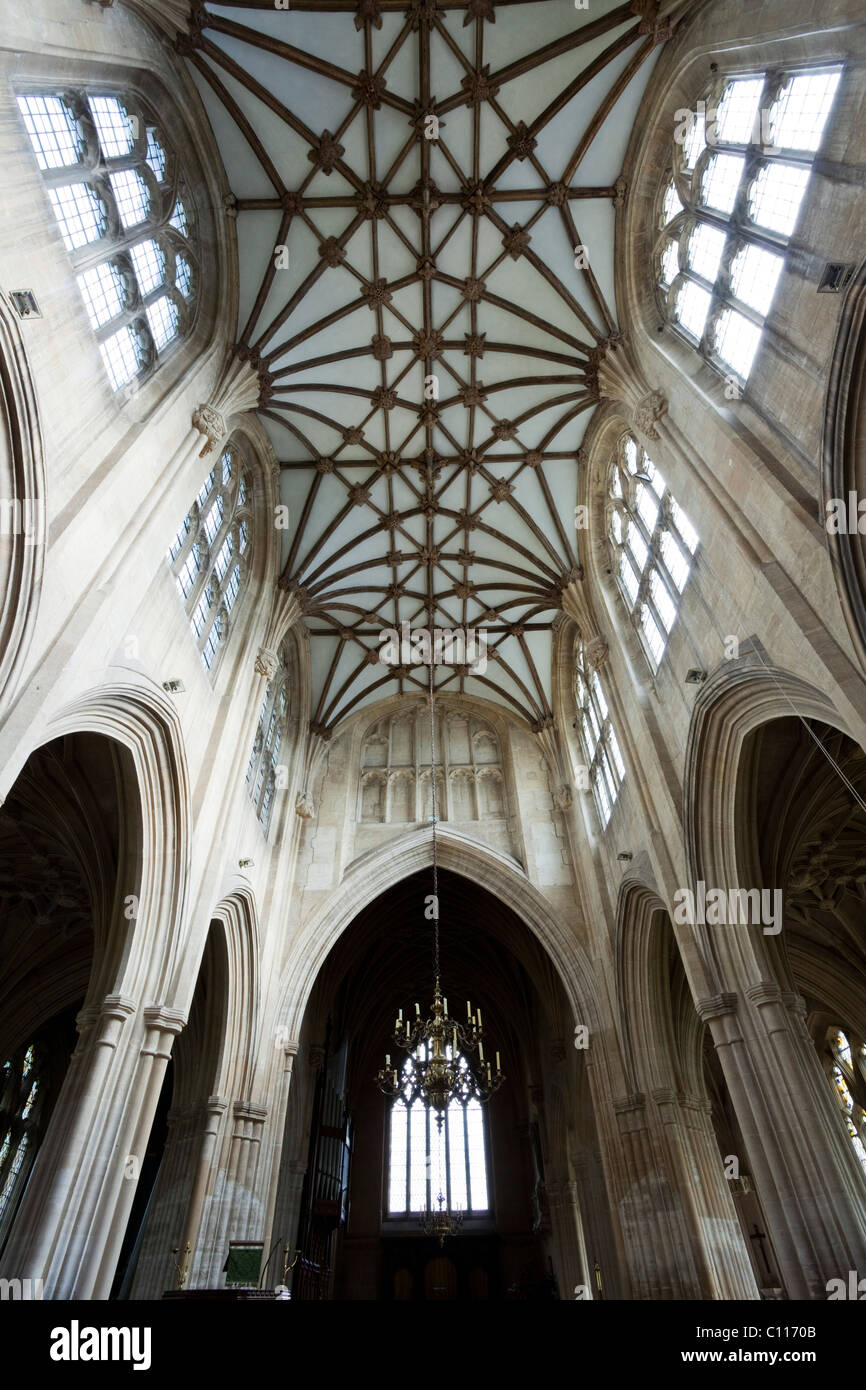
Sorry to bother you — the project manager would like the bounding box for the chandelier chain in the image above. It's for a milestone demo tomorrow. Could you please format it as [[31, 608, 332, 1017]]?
[[428, 635, 440, 985]]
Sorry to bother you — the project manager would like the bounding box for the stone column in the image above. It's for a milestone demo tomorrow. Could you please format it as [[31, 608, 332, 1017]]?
[[193, 1098, 270, 1287], [611, 1090, 705, 1298], [699, 988, 866, 1298], [651, 1088, 758, 1298], [87, 1005, 185, 1298], [259, 1041, 300, 1263], [569, 1146, 625, 1300], [0, 994, 137, 1297]]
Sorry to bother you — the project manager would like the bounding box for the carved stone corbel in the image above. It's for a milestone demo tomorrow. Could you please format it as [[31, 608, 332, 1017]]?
[[632, 389, 668, 441], [254, 647, 279, 681], [192, 358, 263, 457]]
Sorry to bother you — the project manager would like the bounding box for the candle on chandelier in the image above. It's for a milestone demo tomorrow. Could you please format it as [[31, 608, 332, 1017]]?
[[467, 1000, 472, 1020], [495, 1051, 501, 1072], [477, 1008, 482, 1029], [398, 1008, 403, 1021], [443, 997, 448, 1015], [415, 1002, 420, 1017], [479, 1039, 484, 1062], [385, 1054, 390, 1066]]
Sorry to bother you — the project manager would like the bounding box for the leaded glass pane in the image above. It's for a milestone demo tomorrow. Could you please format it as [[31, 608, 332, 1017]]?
[[146, 294, 179, 350], [748, 161, 809, 235], [687, 222, 726, 282], [89, 95, 135, 158], [17, 94, 81, 169], [109, 168, 150, 229], [130, 239, 165, 296], [48, 183, 104, 250], [714, 306, 762, 378], [660, 239, 679, 287], [769, 70, 841, 152], [675, 280, 711, 339], [650, 567, 677, 632], [100, 325, 140, 390], [640, 603, 665, 663], [730, 243, 783, 315], [77, 262, 123, 329], [715, 77, 764, 145], [662, 181, 683, 225], [701, 153, 744, 214]]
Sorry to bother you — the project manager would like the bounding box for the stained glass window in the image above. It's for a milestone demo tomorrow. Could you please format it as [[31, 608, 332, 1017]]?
[[166, 445, 253, 676], [16, 87, 197, 393], [0, 1045, 43, 1224], [657, 66, 842, 384], [607, 433, 699, 673], [387, 1045, 489, 1216], [828, 1030, 866, 1175]]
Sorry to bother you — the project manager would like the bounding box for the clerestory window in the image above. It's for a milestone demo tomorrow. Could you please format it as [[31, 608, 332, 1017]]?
[[167, 445, 252, 674], [574, 639, 625, 829], [607, 433, 699, 671], [16, 88, 197, 393], [657, 66, 842, 385], [247, 643, 293, 834]]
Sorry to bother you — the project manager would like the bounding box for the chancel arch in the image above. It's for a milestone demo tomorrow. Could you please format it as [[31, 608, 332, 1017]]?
[[270, 865, 612, 1301]]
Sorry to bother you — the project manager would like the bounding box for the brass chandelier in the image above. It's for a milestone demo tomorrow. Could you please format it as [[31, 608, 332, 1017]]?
[[375, 651, 505, 1238]]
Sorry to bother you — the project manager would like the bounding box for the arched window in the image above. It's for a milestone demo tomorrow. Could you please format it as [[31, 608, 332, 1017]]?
[[607, 432, 699, 670], [167, 444, 252, 673], [574, 639, 625, 829], [657, 66, 841, 384], [247, 642, 293, 833], [0, 1044, 43, 1233], [827, 1029, 866, 1175], [16, 88, 197, 392], [387, 1045, 489, 1217]]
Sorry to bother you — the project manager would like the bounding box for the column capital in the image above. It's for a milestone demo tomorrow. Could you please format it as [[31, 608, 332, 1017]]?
[[232, 1100, 268, 1125], [695, 992, 738, 1022], [142, 1004, 186, 1035], [744, 980, 784, 1008]]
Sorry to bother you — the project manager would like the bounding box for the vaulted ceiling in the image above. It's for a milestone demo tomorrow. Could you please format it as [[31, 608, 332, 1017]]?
[[182, 0, 677, 732]]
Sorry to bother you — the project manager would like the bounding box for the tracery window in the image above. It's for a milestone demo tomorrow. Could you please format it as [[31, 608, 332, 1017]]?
[[167, 445, 252, 674], [387, 1045, 489, 1217], [607, 433, 699, 670], [657, 67, 842, 384], [574, 639, 625, 829], [16, 88, 197, 392], [0, 1044, 43, 1229], [828, 1029, 866, 1175], [247, 642, 294, 833]]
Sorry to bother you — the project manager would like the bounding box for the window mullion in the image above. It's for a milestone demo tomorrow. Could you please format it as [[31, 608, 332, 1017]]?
[[463, 1105, 470, 1212], [405, 1100, 411, 1213]]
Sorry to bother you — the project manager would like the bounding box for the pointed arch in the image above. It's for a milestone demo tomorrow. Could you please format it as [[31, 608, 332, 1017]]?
[[275, 825, 600, 1045]]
